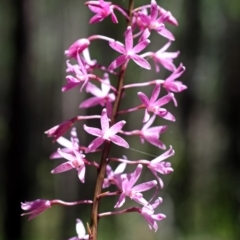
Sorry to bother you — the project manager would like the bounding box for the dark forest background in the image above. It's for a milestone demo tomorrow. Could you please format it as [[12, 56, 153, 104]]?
[[1, 0, 240, 239]]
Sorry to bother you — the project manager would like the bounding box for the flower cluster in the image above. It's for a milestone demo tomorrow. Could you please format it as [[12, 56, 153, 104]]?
[[21, 0, 186, 239]]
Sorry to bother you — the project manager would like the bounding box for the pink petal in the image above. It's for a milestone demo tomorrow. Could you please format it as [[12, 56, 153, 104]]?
[[152, 213, 166, 221], [65, 39, 90, 58], [157, 27, 175, 41], [114, 193, 126, 208], [56, 136, 72, 149], [151, 146, 175, 163], [80, 97, 103, 108], [132, 39, 150, 54], [150, 83, 161, 103], [51, 162, 74, 174], [138, 92, 150, 106], [86, 82, 103, 97], [88, 5, 101, 14], [86, 137, 104, 153], [157, 110, 175, 121], [125, 26, 133, 51], [111, 12, 118, 23], [110, 135, 129, 148], [150, 0, 158, 21], [138, 12, 150, 25], [142, 114, 156, 130], [143, 109, 150, 123], [101, 73, 111, 95], [108, 55, 127, 70], [154, 93, 174, 107], [131, 54, 151, 70], [83, 125, 102, 137], [139, 29, 151, 42], [109, 120, 126, 136], [109, 40, 125, 54], [101, 108, 109, 132], [128, 164, 142, 188], [144, 135, 166, 149], [132, 180, 157, 192], [57, 149, 76, 161], [78, 165, 86, 183], [158, 59, 176, 72], [89, 14, 104, 24], [131, 193, 150, 207]]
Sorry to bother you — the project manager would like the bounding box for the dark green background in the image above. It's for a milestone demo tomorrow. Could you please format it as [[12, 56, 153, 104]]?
[[1, 0, 240, 239]]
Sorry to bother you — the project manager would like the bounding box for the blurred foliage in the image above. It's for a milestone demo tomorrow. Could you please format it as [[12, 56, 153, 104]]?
[[0, 0, 240, 240]]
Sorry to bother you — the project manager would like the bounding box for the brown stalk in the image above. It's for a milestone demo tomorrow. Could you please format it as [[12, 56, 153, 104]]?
[[89, 1, 134, 239]]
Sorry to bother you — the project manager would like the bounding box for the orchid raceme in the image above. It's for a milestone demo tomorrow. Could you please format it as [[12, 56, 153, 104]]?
[[22, 1, 186, 240]]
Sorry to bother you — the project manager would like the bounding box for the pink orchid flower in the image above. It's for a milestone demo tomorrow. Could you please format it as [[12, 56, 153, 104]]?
[[147, 146, 175, 188], [108, 26, 151, 70], [83, 108, 129, 153], [21, 199, 51, 220], [138, 83, 175, 123], [137, 0, 175, 41], [80, 73, 115, 116], [62, 54, 89, 92], [114, 164, 157, 208], [152, 41, 180, 72], [140, 197, 166, 232], [86, 0, 118, 24], [51, 136, 86, 183], [140, 114, 167, 149], [163, 63, 187, 93], [103, 162, 127, 188], [65, 38, 90, 59]]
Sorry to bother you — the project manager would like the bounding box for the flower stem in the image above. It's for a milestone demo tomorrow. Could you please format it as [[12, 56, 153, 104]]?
[[89, 1, 134, 239]]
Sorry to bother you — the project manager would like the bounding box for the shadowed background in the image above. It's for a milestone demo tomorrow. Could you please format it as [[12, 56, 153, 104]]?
[[0, 0, 240, 239]]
